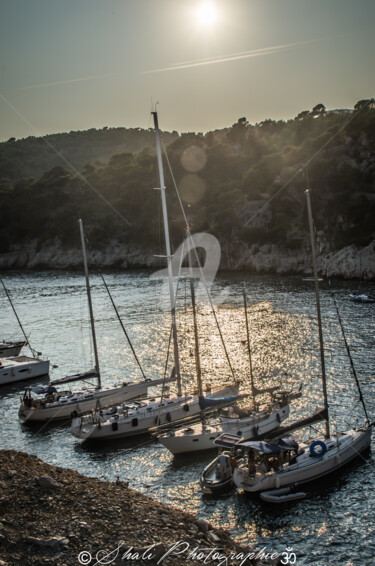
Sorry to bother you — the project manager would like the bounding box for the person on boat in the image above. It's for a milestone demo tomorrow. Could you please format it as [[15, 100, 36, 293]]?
[[216, 454, 231, 480]]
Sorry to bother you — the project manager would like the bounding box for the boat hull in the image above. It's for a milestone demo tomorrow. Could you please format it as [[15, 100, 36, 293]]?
[[18, 382, 149, 422], [71, 383, 240, 441], [0, 356, 49, 386], [200, 453, 234, 495], [233, 427, 372, 493], [159, 405, 290, 454]]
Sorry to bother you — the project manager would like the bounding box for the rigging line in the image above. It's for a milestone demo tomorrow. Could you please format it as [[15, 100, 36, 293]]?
[[84, 234, 147, 380], [161, 139, 236, 379], [243, 100, 375, 228], [331, 292, 370, 424], [0, 94, 132, 227]]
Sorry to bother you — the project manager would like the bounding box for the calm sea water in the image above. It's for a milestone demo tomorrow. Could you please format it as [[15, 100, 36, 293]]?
[[1, 270, 374, 566]]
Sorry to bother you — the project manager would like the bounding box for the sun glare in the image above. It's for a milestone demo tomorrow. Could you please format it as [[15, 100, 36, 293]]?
[[196, 1, 217, 27]]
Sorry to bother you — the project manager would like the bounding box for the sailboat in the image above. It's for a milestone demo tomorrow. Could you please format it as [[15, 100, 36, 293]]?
[[0, 277, 49, 386], [70, 111, 240, 441], [158, 286, 301, 455], [19, 219, 174, 421], [228, 189, 373, 497]]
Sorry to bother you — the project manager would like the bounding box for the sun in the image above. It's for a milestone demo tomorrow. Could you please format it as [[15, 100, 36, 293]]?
[[196, 1, 217, 27]]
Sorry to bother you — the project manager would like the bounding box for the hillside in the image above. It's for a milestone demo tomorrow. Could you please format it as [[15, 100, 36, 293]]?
[[0, 127, 179, 182], [0, 100, 375, 278]]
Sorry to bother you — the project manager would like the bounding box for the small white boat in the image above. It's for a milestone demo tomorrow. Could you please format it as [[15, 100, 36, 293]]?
[[1, 277, 48, 384], [0, 355, 49, 386], [200, 433, 245, 495], [158, 390, 294, 454], [19, 379, 149, 422], [349, 293, 375, 303], [0, 340, 26, 358], [71, 383, 240, 441], [232, 428, 372, 494]]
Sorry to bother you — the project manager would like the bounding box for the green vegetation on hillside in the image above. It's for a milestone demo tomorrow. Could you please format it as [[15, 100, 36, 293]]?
[[1, 100, 375, 257]]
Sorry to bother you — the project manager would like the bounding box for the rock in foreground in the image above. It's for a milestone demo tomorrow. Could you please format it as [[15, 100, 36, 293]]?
[[0, 450, 279, 566]]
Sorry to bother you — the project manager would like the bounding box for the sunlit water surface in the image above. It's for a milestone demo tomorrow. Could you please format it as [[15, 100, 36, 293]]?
[[1, 271, 374, 566]]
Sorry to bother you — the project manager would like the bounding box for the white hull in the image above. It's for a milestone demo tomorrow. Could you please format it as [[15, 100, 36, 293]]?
[[0, 356, 49, 386], [233, 427, 371, 493], [19, 382, 148, 422], [71, 383, 240, 441], [159, 405, 290, 454]]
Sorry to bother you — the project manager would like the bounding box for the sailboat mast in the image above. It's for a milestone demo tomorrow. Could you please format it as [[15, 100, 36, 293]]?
[[0, 277, 33, 357], [152, 111, 182, 396], [305, 189, 330, 438], [78, 219, 101, 388], [187, 228, 203, 398], [242, 285, 255, 405]]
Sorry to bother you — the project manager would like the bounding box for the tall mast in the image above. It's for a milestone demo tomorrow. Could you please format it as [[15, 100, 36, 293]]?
[[242, 285, 255, 405], [78, 219, 101, 388], [152, 111, 182, 396], [0, 277, 34, 357], [305, 189, 330, 438], [187, 227, 203, 398]]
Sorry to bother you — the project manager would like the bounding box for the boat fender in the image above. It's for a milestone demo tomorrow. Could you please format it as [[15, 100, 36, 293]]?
[[183, 404, 189, 412], [112, 421, 118, 432], [274, 476, 280, 489], [166, 412, 172, 423], [309, 440, 327, 457], [252, 425, 259, 438], [132, 417, 138, 427], [276, 412, 281, 423], [71, 410, 78, 419]]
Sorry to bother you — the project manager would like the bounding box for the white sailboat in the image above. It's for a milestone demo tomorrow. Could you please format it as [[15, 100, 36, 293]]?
[[71, 111, 240, 441], [0, 277, 49, 386], [158, 286, 300, 455], [19, 219, 174, 422], [230, 189, 373, 497]]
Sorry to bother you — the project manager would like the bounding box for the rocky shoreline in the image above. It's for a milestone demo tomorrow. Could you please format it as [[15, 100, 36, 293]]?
[[0, 239, 374, 281], [0, 450, 280, 566]]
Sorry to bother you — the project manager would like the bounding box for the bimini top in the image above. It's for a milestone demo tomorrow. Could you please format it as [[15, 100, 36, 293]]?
[[27, 385, 58, 395], [213, 434, 298, 454]]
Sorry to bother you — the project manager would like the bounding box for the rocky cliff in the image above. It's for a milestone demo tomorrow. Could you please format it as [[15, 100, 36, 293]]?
[[0, 238, 374, 280]]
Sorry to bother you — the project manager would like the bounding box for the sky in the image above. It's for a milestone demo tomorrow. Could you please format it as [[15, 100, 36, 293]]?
[[0, 0, 374, 142]]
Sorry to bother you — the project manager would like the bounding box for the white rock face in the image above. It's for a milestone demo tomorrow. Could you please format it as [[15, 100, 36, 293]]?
[[0, 238, 374, 280], [220, 240, 375, 280]]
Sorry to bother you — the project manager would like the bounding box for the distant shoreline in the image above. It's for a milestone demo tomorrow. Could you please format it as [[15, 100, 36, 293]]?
[[0, 240, 374, 281]]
